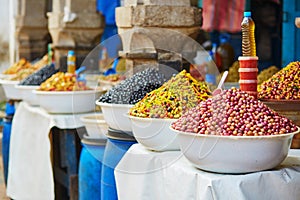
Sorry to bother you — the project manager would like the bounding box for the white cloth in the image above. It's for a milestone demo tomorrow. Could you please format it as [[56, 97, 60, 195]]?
[[115, 144, 300, 200], [7, 102, 87, 200]]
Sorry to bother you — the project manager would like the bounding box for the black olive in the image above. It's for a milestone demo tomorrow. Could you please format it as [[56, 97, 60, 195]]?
[[19, 64, 58, 85], [98, 67, 167, 104]]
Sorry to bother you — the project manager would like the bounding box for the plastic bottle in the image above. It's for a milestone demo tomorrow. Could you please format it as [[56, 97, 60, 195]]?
[[241, 11, 256, 56], [99, 47, 109, 73], [205, 51, 217, 85], [211, 43, 222, 70], [67, 50, 76, 74], [48, 43, 54, 65], [217, 35, 235, 71]]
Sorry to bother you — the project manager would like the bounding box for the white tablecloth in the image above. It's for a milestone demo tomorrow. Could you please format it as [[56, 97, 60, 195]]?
[[6, 102, 88, 200], [115, 144, 300, 200]]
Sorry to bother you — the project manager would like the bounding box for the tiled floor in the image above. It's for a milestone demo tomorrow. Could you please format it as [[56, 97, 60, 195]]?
[[0, 133, 9, 200]]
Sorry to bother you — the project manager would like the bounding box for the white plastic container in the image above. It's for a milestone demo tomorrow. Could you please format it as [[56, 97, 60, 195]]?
[[34, 90, 101, 114], [128, 115, 179, 151], [80, 113, 108, 139]]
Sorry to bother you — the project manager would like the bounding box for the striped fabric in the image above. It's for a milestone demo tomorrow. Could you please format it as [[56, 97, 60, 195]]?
[[202, 0, 246, 33]]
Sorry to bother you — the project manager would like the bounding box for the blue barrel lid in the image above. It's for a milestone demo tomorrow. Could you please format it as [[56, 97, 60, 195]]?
[[81, 137, 107, 146]]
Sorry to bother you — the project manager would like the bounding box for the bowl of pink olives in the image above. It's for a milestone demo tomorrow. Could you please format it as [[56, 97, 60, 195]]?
[[170, 88, 299, 174]]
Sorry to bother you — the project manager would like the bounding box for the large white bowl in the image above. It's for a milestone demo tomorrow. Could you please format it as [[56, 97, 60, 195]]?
[[0, 74, 16, 80], [15, 85, 39, 106], [80, 113, 109, 139], [95, 102, 133, 132], [128, 115, 179, 151], [0, 79, 21, 100], [171, 127, 300, 174], [34, 90, 101, 114]]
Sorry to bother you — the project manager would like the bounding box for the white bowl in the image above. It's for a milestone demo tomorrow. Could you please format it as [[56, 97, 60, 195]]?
[[95, 102, 133, 132], [0, 74, 16, 80], [171, 127, 300, 174], [80, 113, 109, 139], [128, 115, 179, 151], [34, 90, 101, 114], [15, 85, 40, 106], [84, 74, 100, 88], [0, 79, 21, 100]]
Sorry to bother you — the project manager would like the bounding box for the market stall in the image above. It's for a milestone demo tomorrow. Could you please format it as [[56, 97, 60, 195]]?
[[2, 1, 300, 200]]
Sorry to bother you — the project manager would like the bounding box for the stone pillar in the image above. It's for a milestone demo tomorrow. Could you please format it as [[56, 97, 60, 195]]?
[[48, 0, 104, 70], [15, 0, 50, 61], [115, 0, 202, 71]]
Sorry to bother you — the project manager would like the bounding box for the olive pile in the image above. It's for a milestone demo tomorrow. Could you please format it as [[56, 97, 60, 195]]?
[[258, 61, 300, 100], [19, 64, 58, 86], [217, 61, 240, 83], [172, 88, 298, 136], [129, 70, 211, 119], [4, 55, 49, 81], [99, 74, 125, 82], [257, 65, 279, 85], [3, 58, 31, 75], [39, 72, 91, 91], [98, 68, 167, 104]]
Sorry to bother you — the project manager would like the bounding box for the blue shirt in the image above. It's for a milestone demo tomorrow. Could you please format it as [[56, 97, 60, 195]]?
[[97, 0, 120, 25]]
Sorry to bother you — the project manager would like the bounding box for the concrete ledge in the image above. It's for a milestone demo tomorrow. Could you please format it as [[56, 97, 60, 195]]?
[[48, 12, 105, 29], [116, 5, 202, 27], [124, 0, 191, 6]]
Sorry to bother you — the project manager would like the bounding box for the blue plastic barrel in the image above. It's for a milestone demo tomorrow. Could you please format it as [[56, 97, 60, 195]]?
[[2, 101, 15, 185], [79, 138, 106, 200], [2, 119, 12, 185], [101, 128, 136, 200]]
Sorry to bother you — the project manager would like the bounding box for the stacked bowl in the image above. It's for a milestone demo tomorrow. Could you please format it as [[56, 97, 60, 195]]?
[[126, 69, 211, 151], [96, 67, 168, 135]]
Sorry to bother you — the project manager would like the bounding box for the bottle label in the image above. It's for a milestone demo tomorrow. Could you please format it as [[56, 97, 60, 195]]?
[[67, 60, 75, 65], [67, 56, 76, 74]]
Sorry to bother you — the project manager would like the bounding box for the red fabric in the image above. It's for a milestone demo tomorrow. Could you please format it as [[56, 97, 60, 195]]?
[[202, 0, 246, 33]]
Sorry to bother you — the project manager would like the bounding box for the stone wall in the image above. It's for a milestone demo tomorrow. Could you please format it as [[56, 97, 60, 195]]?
[[116, 0, 202, 71], [48, 0, 104, 70], [15, 0, 50, 61]]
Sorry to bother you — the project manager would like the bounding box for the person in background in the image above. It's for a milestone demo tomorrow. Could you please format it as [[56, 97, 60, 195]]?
[[96, 0, 122, 69], [96, 0, 122, 57], [201, 0, 246, 60], [96, 0, 120, 41], [201, 0, 282, 71], [252, 0, 281, 71]]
